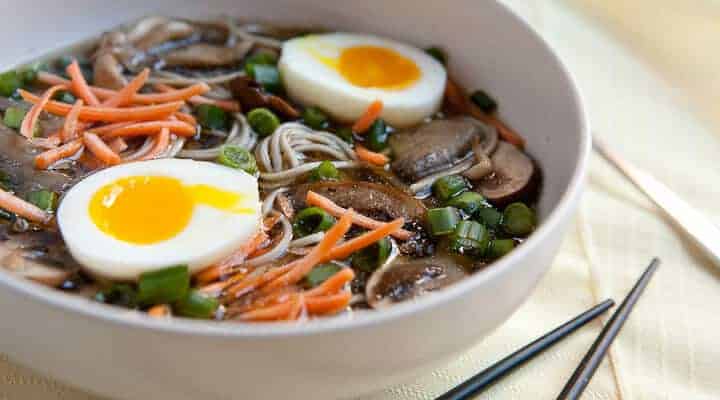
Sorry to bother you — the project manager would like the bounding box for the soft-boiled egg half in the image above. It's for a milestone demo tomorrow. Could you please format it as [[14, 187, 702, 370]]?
[[279, 33, 447, 127], [57, 159, 261, 281]]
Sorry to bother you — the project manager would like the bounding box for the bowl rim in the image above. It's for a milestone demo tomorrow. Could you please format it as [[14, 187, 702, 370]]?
[[0, 0, 590, 339]]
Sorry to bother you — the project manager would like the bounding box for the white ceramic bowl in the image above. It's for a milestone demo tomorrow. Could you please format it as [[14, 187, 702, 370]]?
[[0, 1, 589, 399]]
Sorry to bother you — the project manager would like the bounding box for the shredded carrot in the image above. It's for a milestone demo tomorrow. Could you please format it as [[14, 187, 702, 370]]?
[[78, 152, 103, 170], [326, 218, 405, 261], [88, 121, 136, 135], [239, 299, 295, 321], [173, 112, 197, 126], [83, 132, 121, 165], [20, 84, 67, 139], [304, 291, 352, 315], [352, 100, 383, 133], [147, 304, 171, 318], [287, 294, 305, 320], [138, 127, 170, 161], [355, 144, 390, 166], [32, 132, 62, 149], [445, 78, 526, 149], [102, 120, 196, 138], [66, 60, 100, 106], [19, 90, 184, 122], [61, 99, 85, 142], [195, 230, 268, 285], [222, 262, 295, 301], [38, 71, 210, 105], [261, 210, 354, 294], [154, 83, 241, 112], [0, 188, 50, 224], [306, 191, 413, 240], [101, 68, 150, 107], [34, 138, 83, 169], [304, 268, 355, 297], [108, 137, 128, 153]]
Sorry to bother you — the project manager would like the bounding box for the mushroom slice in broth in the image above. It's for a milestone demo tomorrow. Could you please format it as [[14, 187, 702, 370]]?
[[476, 141, 536, 206], [389, 117, 498, 182], [366, 254, 467, 309]]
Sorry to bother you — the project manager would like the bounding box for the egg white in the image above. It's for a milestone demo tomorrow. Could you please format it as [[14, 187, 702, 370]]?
[[279, 33, 447, 128], [57, 159, 261, 281]]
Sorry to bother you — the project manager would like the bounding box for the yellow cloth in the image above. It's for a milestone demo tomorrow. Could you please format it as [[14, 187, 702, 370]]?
[[2, 1, 720, 398]]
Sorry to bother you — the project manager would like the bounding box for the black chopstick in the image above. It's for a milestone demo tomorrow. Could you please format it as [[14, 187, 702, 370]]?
[[556, 257, 660, 400], [436, 298, 615, 400]]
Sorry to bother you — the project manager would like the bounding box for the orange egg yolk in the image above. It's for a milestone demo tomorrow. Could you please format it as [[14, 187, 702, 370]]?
[[337, 45, 420, 89], [89, 176, 252, 245]]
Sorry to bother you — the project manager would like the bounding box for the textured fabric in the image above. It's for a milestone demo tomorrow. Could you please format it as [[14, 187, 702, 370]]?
[[2, 1, 720, 399]]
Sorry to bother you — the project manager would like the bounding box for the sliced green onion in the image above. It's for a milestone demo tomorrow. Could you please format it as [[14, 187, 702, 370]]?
[[351, 236, 391, 273], [334, 127, 354, 143], [487, 239, 515, 259], [446, 191, 485, 215], [247, 107, 280, 137], [56, 55, 75, 71], [196, 104, 228, 130], [3, 107, 27, 129], [309, 160, 339, 182], [217, 145, 257, 174], [470, 90, 498, 114], [427, 207, 460, 236], [502, 202, 536, 236], [424, 46, 447, 66], [293, 207, 335, 237], [19, 62, 46, 85], [244, 52, 278, 71], [137, 265, 190, 306], [433, 175, 468, 201], [302, 106, 328, 130], [26, 190, 58, 212], [475, 206, 503, 230], [303, 263, 342, 288], [95, 284, 138, 308], [174, 290, 219, 319], [248, 64, 282, 94], [53, 90, 77, 104], [366, 118, 389, 151], [453, 220, 486, 241], [0, 71, 21, 97], [56, 56, 93, 82], [448, 220, 489, 257]]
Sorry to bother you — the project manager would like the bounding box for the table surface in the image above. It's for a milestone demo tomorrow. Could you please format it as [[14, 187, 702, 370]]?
[[2, 1, 720, 399]]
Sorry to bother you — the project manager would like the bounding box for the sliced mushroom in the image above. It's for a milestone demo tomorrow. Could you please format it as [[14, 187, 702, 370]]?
[[289, 181, 427, 223], [366, 255, 467, 309], [130, 18, 195, 51], [389, 117, 498, 182], [476, 141, 536, 206], [230, 76, 300, 118], [463, 138, 494, 180], [163, 41, 253, 68], [92, 31, 130, 89], [93, 53, 127, 90], [0, 229, 79, 288], [0, 124, 75, 195], [1, 250, 71, 287]]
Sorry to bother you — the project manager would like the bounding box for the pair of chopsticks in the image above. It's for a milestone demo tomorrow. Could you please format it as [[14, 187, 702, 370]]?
[[437, 258, 660, 400]]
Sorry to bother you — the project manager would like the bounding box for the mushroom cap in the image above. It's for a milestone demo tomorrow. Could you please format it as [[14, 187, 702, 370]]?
[[389, 117, 498, 182], [476, 141, 536, 206], [365, 255, 467, 309]]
